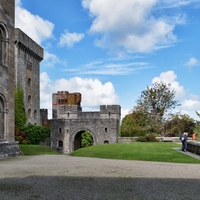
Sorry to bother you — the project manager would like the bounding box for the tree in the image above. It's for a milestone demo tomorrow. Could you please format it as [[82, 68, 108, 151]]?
[[136, 82, 180, 133], [121, 110, 149, 137], [164, 113, 195, 136], [14, 85, 27, 130]]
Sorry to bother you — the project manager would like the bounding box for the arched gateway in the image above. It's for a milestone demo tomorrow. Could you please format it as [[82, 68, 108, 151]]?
[[50, 91, 121, 154]]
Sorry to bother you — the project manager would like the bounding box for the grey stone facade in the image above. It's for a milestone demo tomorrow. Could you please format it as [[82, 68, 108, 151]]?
[[50, 91, 121, 153], [15, 28, 43, 125], [0, 0, 43, 158], [0, 0, 15, 141]]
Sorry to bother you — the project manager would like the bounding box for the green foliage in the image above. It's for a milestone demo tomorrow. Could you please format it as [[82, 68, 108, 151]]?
[[136, 134, 158, 142], [14, 85, 27, 129], [15, 129, 30, 144], [136, 82, 180, 133], [121, 111, 149, 136], [21, 124, 50, 145], [81, 131, 93, 147], [164, 113, 195, 136]]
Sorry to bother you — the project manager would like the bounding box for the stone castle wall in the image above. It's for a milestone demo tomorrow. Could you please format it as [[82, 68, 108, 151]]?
[[50, 91, 121, 153], [15, 28, 43, 125], [0, 0, 15, 141]]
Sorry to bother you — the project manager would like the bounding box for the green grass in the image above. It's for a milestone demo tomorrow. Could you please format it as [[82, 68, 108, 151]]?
[[70, 142, 200, 164], [19, 145, 60, 155]]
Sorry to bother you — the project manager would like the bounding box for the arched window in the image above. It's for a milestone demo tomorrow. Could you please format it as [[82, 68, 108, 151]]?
[[0, 97, 5, 139], [34, 110, 37, 119], [28, 78, 31, 87], [58, 140, 63, 148], [28, 95, 31, 104], [28, 109, 31, 118], [0, 22, 8, 66], [105, 128, 107, 133]]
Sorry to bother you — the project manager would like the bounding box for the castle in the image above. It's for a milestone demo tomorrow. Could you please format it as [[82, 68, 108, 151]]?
[[0, 0, 120, 156], [50, 91, 121, 153], [0, 0, 43, 141], [0, 0, 43, 157]]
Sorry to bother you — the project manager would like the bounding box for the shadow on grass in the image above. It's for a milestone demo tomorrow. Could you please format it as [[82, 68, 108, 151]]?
[[0, 176, 199, 199]]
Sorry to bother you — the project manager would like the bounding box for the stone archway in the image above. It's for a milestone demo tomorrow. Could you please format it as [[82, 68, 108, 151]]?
[[71, 129, 96, 152], [0, 96, 5, 139]]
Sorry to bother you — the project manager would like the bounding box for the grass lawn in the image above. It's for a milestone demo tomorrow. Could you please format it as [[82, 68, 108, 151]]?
[[19, 145, 60, 155], [70, 142, 200, 164]]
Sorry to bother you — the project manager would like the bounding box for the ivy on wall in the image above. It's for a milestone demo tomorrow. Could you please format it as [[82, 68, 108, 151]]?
[[14, 85, 27, 130]]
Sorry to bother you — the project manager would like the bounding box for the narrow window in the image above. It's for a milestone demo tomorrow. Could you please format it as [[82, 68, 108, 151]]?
[[34, 110, 37, 119], [59, 128, 62, 134], [28, 95, 31, 104], [58, 140, 63, 147], [28, 109, 31, 118]]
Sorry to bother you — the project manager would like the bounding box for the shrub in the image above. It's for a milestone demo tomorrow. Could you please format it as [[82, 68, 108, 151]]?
[[81, 131, 93, 147], [136, 134, 158, 142], [21, 124, 50, 145]]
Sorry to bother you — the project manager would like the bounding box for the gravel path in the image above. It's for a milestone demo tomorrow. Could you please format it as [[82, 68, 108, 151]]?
[[0, 155, 200, 200]]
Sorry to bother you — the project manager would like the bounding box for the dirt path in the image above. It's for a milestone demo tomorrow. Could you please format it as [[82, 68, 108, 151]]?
[[0, 155, 199, 199]]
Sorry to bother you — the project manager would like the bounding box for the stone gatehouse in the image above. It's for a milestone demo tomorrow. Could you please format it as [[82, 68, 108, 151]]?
[[50, 91, 121, 153]]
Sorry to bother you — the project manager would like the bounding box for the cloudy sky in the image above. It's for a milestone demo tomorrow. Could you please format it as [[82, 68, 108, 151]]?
[[15, 0, 200, 120]]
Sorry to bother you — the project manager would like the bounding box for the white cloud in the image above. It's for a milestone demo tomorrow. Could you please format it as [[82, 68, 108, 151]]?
[[42, 51, 67, 67], [184, 57, 198, 67], [40, 72, 119, 118], [152, 70, 185, 99], [59, 30, 84, 47], [181, 99, 200, 110], [63, 61, 149, 76], [15, 1, 54, 44], [82, 0, 179, 54]]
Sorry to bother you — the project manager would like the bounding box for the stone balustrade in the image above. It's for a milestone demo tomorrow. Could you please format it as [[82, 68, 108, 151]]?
[[187, 141, 200, 155]]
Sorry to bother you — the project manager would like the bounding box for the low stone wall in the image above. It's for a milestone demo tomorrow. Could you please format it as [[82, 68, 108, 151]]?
[[187, 141, 200, 155], [118, 137, 137, 143], [118, 137, 181, 143], [0, 140, 22, 159]]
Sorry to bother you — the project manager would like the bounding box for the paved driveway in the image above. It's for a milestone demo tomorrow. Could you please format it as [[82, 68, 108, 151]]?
[[0, 155, 200, 200]]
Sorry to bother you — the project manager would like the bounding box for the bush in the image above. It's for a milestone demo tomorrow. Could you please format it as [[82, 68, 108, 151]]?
[[121, 128, 148, 137], [136, 134, 158, 142], [81, 131, 93, 147], [21, 124, 50, 145]]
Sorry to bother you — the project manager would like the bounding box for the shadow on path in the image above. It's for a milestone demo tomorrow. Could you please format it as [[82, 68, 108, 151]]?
[[0, 175, 199, 200]]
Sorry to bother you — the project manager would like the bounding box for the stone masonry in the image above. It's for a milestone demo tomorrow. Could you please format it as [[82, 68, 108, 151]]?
[[50, 91, 121, 153], [15, 28, 43, 125], [0, 0, 15, 141]]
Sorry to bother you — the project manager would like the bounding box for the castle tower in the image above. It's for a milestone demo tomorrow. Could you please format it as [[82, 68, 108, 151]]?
[[15, 28, 43, 125], [52, 91, 82, 119], [0, 0, 15, 141]]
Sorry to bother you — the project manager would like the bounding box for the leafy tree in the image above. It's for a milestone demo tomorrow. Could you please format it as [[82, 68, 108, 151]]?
[[21, 124, 50, 145], [164, 113, 195, 136], [121, 110, 149, 137], [14, 85, 27, 129], [194, 111, 200, 136], [136, 82, 180, 133], [81, 131, 93, 147]]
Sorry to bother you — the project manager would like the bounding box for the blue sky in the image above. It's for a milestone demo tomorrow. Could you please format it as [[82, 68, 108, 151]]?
[[15, 0, 200, 120]]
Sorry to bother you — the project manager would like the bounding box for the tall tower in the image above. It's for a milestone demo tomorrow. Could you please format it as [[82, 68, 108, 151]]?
[[0, 0, 15, 141], [15, 28, 43, 125]]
